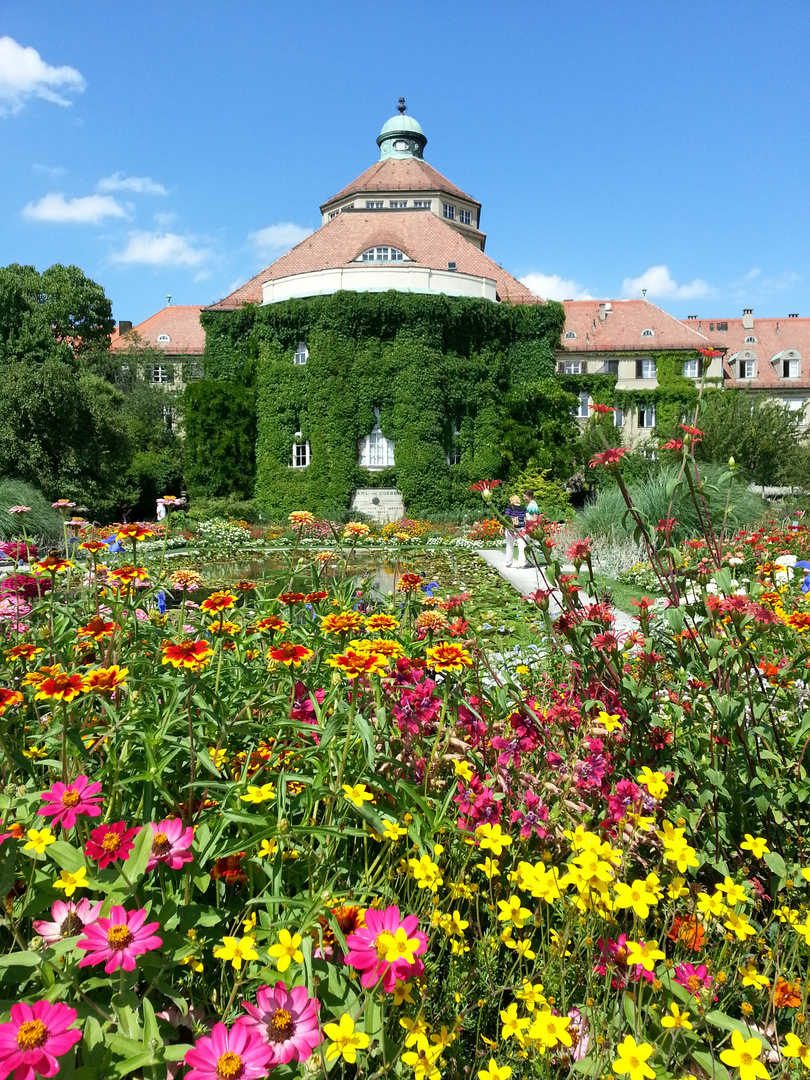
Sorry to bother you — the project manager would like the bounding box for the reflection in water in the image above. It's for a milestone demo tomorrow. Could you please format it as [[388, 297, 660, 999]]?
[[198, 552, 424, 595]]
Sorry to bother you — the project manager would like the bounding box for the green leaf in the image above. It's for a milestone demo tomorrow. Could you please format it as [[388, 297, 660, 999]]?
[[141, 997, 161, 1050], [764, 851, 787, 879], [118, 824, 153, 885], [692, 1051, 731, 1080], [0, 950, 39, 969], [47, 841, 87, 874]]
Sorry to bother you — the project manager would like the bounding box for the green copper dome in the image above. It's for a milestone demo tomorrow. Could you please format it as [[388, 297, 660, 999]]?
[[377, 99, 427, 160]]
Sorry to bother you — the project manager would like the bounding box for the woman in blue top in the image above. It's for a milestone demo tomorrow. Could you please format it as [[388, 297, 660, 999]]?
[[504, 494, 527, 567]]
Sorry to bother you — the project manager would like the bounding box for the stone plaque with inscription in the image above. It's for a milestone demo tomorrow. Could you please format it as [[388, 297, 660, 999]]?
[[349, 488, 405, 524]]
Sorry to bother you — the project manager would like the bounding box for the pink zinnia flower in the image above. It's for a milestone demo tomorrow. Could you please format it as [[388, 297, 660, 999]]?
[[0, 1000, 81, 1080], [33, 898, 103, 945], [344, 904, 427, 992], [238, 981, 323, 1065], [84, 821, 140, 869], [37, 775, 103, 831], [184, 1022, 273, 1080], [674, 962, 714, 999], [77, 905, 162, 973], [146, 819, 195, 872]]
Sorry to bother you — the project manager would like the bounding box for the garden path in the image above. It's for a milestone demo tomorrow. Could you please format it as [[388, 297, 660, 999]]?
[[477, 550, 635, 634]]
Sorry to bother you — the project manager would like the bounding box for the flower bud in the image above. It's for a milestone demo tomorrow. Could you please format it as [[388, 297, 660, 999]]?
[[728, 456, 736, 469]]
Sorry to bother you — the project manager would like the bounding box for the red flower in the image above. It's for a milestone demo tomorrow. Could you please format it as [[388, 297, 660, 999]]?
[[679, 424, 705, 437], [277, 592, 306, 605], [470, 479, 502, 493], [0, 688, 23, 715], [589, 403, 615, 414], [200, 591, 237, 614], [588, 448, 630, 470], [661, 439, 685, 452], [84, 821, 140, 868], [654, 518, 678, 534], [268, 642, 315, 667], [210, 852, 247, 885], [698, 346, 723, 358], [162, 640, 214, 670]]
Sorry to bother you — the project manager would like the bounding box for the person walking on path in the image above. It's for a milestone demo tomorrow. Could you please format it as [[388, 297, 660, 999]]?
[[504, 493, 527, 567]]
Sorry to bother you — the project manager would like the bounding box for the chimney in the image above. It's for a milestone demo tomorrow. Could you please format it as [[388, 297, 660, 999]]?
[[118, 320, 133, 334], [789, 313, 799, 318], [742, 308, 754, 330]]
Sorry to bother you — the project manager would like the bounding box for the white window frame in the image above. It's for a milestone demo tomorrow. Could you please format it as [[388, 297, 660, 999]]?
[[157, 333, 170, 343], [459, 208, 472, 225], [294, 342, 309, 366], [358, 246, 405, 262], [614, 406, 624, 428], [576, 391, 590, 419], [443, 203, 456, 221], [745, 336, 757, 344], [389, 200, 407, 208], [564, 330, 577, 340], [413, 200, 432, 209], [291, 439, 311, 468], [152, 365, 169, 384], [641, 328, 655, 338], [638, 405, 656, 429], [786, 359, 800, 379], [365, 201, 383, 209], [683, 359, 699, 378], [328, 210, 339, 220], [563, 360, 583, 375], [359, 408, 395, 469], [740, 359, 756, 380], [641, 360, 657, 379], [163, 405, 174, 430]]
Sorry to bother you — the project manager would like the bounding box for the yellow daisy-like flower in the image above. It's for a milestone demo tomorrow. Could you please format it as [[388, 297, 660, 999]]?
[[478, 1060, 512, 1080], [267, 928, 303, 972], [612, 1035, 655, 1080], [324, 1013, 369, 1064], [382, 820, 408, 841], [240, 782, 277, 804], [625, 939, 665, 972], [476, 857, 501, 879], [740, 834, 770, 859], [661, 1003, 693, 1030], [24, 827, 56, 855], [782, 1033, 810, 1068], [719, 1030, 769, 1080], [636, 766, 668, 800], [213, 935, 258, 970], [342, 783, 375, 808], [52, 867, 88, 897], [476, 822, 512, 857]]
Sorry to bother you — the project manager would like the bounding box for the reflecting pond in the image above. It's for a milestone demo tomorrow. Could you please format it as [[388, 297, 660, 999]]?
[[196, 551, 427, 595]]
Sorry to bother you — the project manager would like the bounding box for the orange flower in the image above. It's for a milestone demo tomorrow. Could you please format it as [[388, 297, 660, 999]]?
[[326, 649, 388, 679], [115, 523, 154, 543], [397, 573, 423, 592], [170, 568, 202, 591], [210, 852, 247, 885], [34, 672, 88, 702], [668, 914, 706, 951], [343, 522, 370, 538], [415, 611, 449, 634], [208, 620, 241, 635], [162, 640, 215, 670], [84, 665, 129, 694], [22, 664, 62, 688], [425, 642, 473, 672], [268, 642, 314, 667], [320, 611, 365, 634], [786, 612, 810, 634], [305, 591, 329, 603], [355, 638, 403, 658], [78, 540, 108, 554], [4, 643, 43, 661], [32, 556, 74, 575], [107, 565, 149, 584], [277, 592, 306, 605], [289, 511, 316, 527], [251, 616, 289, 634], [200, 591, 237, 614], [366, 614, 400, 632], [774, 978, 802, 1008], [77, 617, 116, 642], [0, 688, 23, 715], [234, 580, 256, 592]]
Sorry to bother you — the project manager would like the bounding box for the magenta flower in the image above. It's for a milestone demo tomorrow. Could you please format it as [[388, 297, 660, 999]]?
[[0, 999, 81, 1080], [146, 819, 194, 872], [344, 904, 427, 992], [33, 898, 103, 945], [37, 775, 103, 831], [84, 821, 140, 869], [184, 1022, 273, 1080], [77, 905, 162, 972], [674, 962, 714, 999], [238, 981, 323, 1065]]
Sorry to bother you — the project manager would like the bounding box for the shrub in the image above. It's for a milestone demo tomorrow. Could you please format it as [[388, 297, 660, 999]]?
[[0, 478, 62, 542], [510, 464, 572, 520]]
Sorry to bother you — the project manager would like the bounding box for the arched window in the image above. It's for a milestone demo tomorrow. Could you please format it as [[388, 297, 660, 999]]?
[[157, 334, 170, 343], [294, 342, 308, 366], [359, 408, 395, 469], [564, 330, 577, 339], [745, 336, 757, 344], [641, 328, 655, 338], [356, 246, 406, 263]]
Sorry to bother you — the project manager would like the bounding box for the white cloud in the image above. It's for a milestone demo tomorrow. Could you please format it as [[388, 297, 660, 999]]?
[[32, 163, 66, 178], [520, 272, 594, 301], [98, 172, 167, 196], [0, 37, 84, 114], [111, 231, 210, 268], [250, 222, 312, 258], [621, 264, 713, 301], [22, 192, 126, 224]]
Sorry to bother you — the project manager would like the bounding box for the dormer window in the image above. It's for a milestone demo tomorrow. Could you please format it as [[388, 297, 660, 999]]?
[[294, 342, 309, 366], [564, 330, 577, 340], [443, 204, 456, 221], [459, 209, 472, 226], [784, 359, 800, 379], [357, 246, 406, 262], [157, 334, 170, 343], [641, 329, 655, 338], [745, 336, 757, 344]]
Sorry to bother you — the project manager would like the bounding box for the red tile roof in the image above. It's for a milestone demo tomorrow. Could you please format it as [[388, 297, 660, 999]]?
[[681, 315, 810, 388], [321, 157, 479, 210], [561, 299, 710, 351], [207, 211, 541, 310], [110, 305, 205, 354]]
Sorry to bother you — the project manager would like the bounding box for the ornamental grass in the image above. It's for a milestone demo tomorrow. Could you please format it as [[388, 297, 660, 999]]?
[[2, 463, 810, 1080]]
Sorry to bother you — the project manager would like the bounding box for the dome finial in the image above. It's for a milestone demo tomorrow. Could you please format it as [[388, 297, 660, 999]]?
[[398, 96, 406, 115]]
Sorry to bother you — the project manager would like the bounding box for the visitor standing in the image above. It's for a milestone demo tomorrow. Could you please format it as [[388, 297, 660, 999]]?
[[504, 494, 527, 567]]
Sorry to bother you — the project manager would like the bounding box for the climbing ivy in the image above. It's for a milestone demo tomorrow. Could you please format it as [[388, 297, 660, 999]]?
[[196, 292, 565, 515]]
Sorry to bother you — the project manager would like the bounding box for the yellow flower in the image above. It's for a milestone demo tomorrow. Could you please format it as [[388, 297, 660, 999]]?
[[479, 1060, 512, 1080], [445, 911, 469, 937], [667, 877, 690, 901], [625, 940, 665, 972], [637, 766, 668, 800], [516, 980, 547, 1012], [22, 746, 47, 760], [598, 711, 623, 732], [267, 928, 303, 972], [724, 910, 757, 941], [409, 854, 443, 892], [402, 1046, 443, 1080], [258, 838, 278, 859], [213, 935, 258, 970], [453, 760, 473, 781], [382, 820, 408, 841], [342, 783, 375, 808], [324, 1014, 369, 1064], [24, 827, 56, 855], [739, 964, 770, 990], [240, 782, 276, 804], [503, 936, 535, 960], [612, 878, 659, 919], [696, 890, 726, 917], [400, 1015, 432, 1051], [475, 857, 500, 879], [499, 1003, 529, 1043], [719, 1030, 769, 1080], [718, 877, 749, 906], [612, 1035, 655, 1080], [52, 867, 87, 897], [741, 834, 770, 859], [476, 822, 512, 857], [392, 979, 415, 1006], [527, 1009, 573, 1049], [782, 1033, 810, 1068], [661, 1003, 693, 1030], [497, 895, 532, 929]]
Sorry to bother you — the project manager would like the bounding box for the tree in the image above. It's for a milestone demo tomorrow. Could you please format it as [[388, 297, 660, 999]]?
[[183, 381, 256, 499], [695, 390, 805, 489], [498, 378, 581, 479]]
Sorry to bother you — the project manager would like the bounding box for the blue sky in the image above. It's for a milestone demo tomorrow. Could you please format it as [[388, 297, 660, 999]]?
[[2, 0, 808, 324]]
